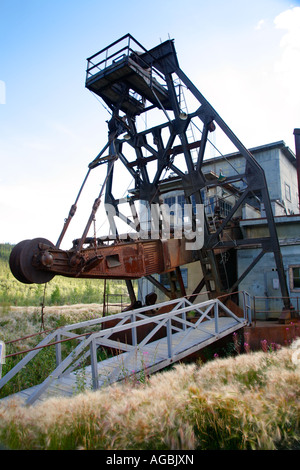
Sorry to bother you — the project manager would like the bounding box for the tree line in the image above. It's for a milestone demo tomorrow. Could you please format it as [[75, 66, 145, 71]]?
[[0, 244, 131, 308]]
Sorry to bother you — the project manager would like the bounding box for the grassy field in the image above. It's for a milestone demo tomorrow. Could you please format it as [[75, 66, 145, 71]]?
[[1, 244, 300, 450], [0, 344, 299, 450], [0, 302, 300, 450]]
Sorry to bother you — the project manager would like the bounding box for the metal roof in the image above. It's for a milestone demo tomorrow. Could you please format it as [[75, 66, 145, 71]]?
[[203, 140, 296, 167]]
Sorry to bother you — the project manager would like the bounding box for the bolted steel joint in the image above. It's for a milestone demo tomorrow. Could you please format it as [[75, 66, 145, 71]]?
[[40, 251, 54, 267]]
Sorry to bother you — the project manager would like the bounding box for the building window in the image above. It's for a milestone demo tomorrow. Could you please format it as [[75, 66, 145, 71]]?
[[289, 265, 300, 291], [219, 199, 233, 217], [164, 194, 196, 223], [164, 196, 176, 210], [285, 183, 291, 202]]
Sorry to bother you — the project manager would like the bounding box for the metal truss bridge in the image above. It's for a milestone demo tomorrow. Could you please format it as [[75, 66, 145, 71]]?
[[0, 293, 251, 406]]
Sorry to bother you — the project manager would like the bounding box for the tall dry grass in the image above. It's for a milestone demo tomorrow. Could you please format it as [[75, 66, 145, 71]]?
[[0, 303, 118, 348], [0, 345, 299, 450]]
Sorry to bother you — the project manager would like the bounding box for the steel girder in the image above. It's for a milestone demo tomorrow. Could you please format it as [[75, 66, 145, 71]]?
[[84, 36, 290, 307], [9, 34, 291, 312]]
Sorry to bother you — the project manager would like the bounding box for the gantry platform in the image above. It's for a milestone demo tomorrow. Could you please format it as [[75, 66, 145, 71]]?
[[85, 34, 173, 115]]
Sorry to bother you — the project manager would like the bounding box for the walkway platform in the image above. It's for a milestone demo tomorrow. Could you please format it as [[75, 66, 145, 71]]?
[[0, 295, 251, 406]]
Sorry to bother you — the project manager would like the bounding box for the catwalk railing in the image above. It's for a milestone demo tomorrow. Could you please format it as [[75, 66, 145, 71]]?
[[252, 295, 300, 322], [0, 292, 251, 405]]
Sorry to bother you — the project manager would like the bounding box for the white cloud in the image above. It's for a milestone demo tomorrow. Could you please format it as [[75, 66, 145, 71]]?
[[191, 6, 300, 152], [274, 7, 300, 61], [272, 7, 300, 131], [255, 19, 265, 30], [274, 6, 300, 33]]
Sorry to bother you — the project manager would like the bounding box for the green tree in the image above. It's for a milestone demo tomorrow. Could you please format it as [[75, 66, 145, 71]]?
[[51, 286, 61, 305]]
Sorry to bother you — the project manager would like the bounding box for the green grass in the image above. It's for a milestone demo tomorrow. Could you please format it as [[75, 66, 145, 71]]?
[[0, 345, 299, 450]]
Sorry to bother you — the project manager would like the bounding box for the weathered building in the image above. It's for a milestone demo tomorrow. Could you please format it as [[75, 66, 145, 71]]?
[[202, 141, 299, 217], [239, 214, 300, 319], [139, 140, 300, 319]]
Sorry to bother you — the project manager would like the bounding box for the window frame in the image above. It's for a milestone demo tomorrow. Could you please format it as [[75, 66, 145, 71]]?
[[289, 265, 300, 292], [285, 182, 291, 202]]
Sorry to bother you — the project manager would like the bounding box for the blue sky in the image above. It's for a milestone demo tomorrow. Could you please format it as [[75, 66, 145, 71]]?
[[0, 0, 299, 245]]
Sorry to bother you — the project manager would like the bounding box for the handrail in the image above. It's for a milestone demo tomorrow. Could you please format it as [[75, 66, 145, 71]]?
[[87, 45, 129, 76], [85, 33, 166, 87], [86, 34, 146, 77], [1, 293, 251, 404], [253, 295, 299, 323], [3, 289, 250, 354], [86, 34, 147, 62]]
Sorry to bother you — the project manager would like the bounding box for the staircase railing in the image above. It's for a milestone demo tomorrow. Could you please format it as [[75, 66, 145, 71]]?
[[1, 293, 251, 405]]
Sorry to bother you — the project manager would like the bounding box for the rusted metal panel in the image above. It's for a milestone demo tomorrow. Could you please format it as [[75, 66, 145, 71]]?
[[143, 240, 164, 275]]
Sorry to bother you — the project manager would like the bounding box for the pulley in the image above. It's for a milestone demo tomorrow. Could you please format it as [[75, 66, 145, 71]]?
[[9, 238, 55, 284]]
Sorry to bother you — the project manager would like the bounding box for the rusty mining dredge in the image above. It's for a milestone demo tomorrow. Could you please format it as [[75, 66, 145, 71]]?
[[9, 34, 293, 315]]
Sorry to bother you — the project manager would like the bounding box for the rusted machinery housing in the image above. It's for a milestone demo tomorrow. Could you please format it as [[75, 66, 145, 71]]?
[[10, 236, 196, 283], [9, 34, 294, 313]]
